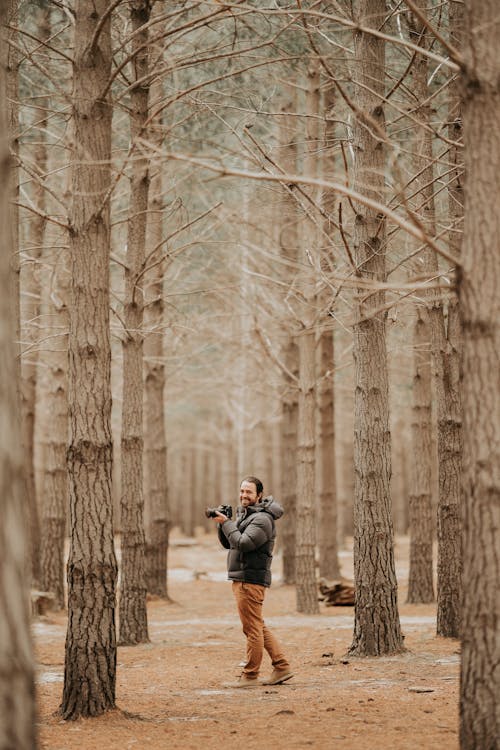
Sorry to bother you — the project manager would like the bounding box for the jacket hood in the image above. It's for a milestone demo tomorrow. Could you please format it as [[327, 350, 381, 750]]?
[[239, 495, 284, 520]]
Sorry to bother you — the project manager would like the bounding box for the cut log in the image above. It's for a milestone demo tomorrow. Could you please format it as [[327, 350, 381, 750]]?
[[318, 578, 355, 606], [31, 590, 56, 616]]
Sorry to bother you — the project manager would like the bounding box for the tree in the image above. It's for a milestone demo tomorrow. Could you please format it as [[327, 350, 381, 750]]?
[[295, 59, 320, 615], [61, 0, 118, 719], [349, 0, 404, 656], [406, 4, 436, 605], [317, 79, 341, 581], [118, 0, 151, 646], [277, 93, 299, 585], [0, 0, 37, 745], [435, 0, 463, 639], [143, 24, 170, 597], [459, 1, 500, 746]]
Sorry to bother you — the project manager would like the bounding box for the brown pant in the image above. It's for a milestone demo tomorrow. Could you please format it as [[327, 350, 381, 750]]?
[[232, 581, 290, 677]]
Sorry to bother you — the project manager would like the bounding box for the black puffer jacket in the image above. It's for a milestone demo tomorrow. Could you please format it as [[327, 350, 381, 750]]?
[[217, 496, 284, 587]]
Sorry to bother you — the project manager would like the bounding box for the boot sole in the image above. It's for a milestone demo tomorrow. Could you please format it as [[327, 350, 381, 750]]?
[[261, 672, 294, 686]]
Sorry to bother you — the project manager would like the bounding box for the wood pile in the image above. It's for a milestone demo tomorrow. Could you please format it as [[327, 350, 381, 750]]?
[[31, 590, 56, 616], [318, 578, 355, 606]]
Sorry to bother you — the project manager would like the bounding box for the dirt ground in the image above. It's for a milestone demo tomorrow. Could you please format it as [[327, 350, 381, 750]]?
[[35, 532, 460, 750]]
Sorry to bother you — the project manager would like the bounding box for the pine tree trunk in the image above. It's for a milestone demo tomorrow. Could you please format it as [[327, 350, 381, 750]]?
[[317, 327, 341, 579], [144, 74, 169, 597], [38, 300, 68, 609], [435, 0, 464, 640], [118, 0, 151, 646], [33, 7, 69, 611], [61, 0, 118, 719], [0, 2, 37, 745], [349, 0, 403, 655], [405, 4, 439, 604], [317, 80, 340, 581], [295, 61, 320, 615], [407, 306, 435, 602], [459, 2, 500, 746], [9, 0, 41, 588], [278, 93, 299, 585]]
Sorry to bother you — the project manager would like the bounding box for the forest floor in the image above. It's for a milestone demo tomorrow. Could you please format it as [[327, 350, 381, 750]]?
[[35, 531, 460, 750]]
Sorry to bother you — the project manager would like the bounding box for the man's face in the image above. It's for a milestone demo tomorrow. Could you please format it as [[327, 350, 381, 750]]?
[[239, 480, 261, 507]]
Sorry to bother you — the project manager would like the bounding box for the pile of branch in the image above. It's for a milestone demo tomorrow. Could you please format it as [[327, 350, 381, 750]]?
[[318, 578, 355, 607]]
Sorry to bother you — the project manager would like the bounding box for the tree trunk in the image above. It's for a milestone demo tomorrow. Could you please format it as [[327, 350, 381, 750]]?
[[459, 2, 500, 746], [33, 6, 69, 611], [19, 5, 49, 590], [118, 0, 151, 646], [144, 63, 169, 598], [317, 327, 341, 579], [407, 306, 435, 602], [38, 265, 69, 610], [61, 0, 118, 719], [0, 2, 37, 745], [349, 0, 404, 656], [435, 0, 464, 640], [295, 61, 320, 615], [405, 4, 440, 604], [8, 0, 41, 588], [277, 93, 299, 585], [317, 80, 340, 581]]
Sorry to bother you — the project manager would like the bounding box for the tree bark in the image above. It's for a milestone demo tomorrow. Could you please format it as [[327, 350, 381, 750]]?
[[435, 0, 464, 640], [317, 80, 340, 581], [0, 2, 37, 745], [277, 93, 299, 585], [144, 69, 169, 598], [459, 2, 500, 746], [8, 0, 41, 588], [405, 3, 439, 605], [61, 0, 118, 719], [118, 0, 151, 646], [349, 0, 404, 656], [34, 6, 69, 611], [295, 61, 320, 615], [407, 306, 435, 603], [19, 4, 48, 589]]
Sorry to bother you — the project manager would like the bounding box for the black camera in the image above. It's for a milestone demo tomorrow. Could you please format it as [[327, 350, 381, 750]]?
[[205, 504, 233, 519]]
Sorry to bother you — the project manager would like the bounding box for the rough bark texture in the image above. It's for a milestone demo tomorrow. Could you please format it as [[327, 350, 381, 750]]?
[[318, 80, 340, 581], [9, 0, 41, 587], [349, 0, 404, 656], [38, 281, 68, 611], [317, 328, 340, 579], [33, 7, 69, 611], [61, 0, 118, 719], [278, 94, 299, 585], [405, 4, 438, 605], [295, 62, 320, 615], [407, 307, 435, 603], [435, 0, 463, 639], [0, 2, 37, 745], [118, 0, 151, 646], [144, 66, 169, 598], [459, 2, 500, 747]]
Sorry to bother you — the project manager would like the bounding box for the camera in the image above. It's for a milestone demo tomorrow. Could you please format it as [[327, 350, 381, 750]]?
[[205, 504, 233, 519]]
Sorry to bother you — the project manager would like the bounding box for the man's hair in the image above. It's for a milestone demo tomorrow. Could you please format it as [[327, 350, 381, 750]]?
[[241, 475, 264, 496]]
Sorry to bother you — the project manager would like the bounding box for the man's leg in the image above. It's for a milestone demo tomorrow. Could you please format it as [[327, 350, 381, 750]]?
[[232, 582, 265, 677], [263, 624, 291, 671]]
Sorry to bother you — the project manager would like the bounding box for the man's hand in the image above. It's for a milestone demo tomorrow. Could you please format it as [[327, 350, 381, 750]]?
[[212, 511, 228, 524]]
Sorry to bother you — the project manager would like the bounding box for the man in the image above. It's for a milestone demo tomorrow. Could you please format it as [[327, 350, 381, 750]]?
[[211, 476, 294, 688]]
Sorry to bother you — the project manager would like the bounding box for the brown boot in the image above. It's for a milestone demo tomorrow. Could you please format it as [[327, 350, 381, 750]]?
[[261, 669, 294, 685], [223, 674, 260, 689]]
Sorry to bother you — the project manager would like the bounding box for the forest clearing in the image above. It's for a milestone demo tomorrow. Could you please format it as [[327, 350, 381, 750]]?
[[35, 532, 460, 750], [0, 1, 498, 749]]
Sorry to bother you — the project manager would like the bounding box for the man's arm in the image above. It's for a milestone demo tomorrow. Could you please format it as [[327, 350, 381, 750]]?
[[219, 514, 272, 552]]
